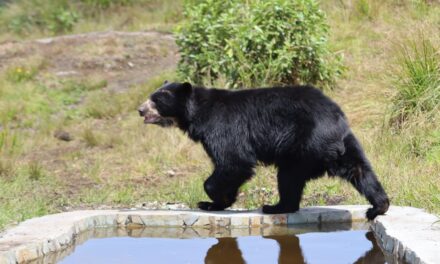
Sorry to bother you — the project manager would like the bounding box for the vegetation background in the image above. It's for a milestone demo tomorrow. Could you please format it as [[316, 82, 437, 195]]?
[[0, 0, 439, 230]]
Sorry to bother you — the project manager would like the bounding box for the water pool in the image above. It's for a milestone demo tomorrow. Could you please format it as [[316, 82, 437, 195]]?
[[37, 223, 387, 264]]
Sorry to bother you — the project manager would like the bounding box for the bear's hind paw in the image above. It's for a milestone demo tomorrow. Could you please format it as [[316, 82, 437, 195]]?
[[197, 201, 226, 211], [262, 204, 299, 214]]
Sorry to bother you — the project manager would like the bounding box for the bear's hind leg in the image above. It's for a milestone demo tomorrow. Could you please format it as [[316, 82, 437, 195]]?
[[263, 165, 307, 214]]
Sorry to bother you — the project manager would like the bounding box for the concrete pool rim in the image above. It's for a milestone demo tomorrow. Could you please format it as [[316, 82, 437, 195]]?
[[0, 205, 438, 264]]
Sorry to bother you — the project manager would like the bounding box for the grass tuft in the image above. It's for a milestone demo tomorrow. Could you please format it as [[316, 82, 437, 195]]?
[[0, 129, 21, 156], [389, 34, 440, 127], [0, 159, 16, 179], [82, 127, 101, 147], [6, 65, 38, 83], [28, 161, 45, 181]]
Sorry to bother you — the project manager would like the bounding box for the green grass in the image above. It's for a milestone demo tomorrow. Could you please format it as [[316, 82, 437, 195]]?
[[389, 35, 440, 127], [0, 0, 183, 40], [0, 167, 63, 229], [82, 127, 101, 147], [0, 54, 181, 228], [0, 0, 439, 231]]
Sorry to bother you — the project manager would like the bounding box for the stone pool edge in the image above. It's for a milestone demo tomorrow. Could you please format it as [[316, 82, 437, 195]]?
[[0, 205, 438, 264]]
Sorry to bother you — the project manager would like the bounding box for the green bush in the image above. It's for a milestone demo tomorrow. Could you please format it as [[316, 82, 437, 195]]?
[[390, 35, 440, 127], [47, 7, 78, 33], [176, 0, 342, 88]]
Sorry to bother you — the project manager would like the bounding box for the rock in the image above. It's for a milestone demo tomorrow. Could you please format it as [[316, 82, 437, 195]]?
[[166, 170, 176, 177], [54, 130, 73, 142], [165, 203, 187, 210], [55, 71, 78, 77]]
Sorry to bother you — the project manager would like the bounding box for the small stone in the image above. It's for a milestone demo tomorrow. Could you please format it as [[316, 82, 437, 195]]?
[[55, 71, 78, 77], [54, 130, 73, 142], [166, 170, 176, 177], [165, 203, 183, 210]]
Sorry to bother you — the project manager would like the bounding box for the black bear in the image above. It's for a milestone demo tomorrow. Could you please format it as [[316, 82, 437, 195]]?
[[138, 81, 390, 220]]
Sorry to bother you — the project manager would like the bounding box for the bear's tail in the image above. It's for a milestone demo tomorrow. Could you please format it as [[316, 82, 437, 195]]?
[[329, 132, 390, 220]]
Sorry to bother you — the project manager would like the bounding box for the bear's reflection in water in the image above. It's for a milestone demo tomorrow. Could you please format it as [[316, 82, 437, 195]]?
[[205, 232, 385, 264], [51, 227, 388, 264]]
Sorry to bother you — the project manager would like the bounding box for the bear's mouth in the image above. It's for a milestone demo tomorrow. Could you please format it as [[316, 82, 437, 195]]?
[[143, 113, 162, 124], [138, 99, 176, 127], [142, 112, 176, 127]]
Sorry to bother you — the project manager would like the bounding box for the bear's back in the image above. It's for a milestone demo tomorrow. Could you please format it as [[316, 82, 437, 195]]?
[[191, 85, 347, 164]]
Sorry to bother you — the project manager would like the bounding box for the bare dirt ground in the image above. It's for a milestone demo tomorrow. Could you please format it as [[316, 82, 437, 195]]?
[[0, 30, 179, 91]]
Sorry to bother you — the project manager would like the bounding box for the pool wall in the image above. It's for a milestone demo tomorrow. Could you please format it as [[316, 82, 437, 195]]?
[[0, 205, 438, 264]]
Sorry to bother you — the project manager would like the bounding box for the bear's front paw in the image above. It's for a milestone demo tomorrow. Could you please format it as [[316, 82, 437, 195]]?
[[366, 207, 385, 221], [197, 201, 226, 211]]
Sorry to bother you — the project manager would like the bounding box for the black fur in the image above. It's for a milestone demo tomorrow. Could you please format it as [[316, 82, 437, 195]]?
[[146, 82, 390, 220]]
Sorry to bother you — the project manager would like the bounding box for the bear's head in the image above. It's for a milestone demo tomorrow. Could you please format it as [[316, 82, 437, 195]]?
[[138, 81, 192, 127]]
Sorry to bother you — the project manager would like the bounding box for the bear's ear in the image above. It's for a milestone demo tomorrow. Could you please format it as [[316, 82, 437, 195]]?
[[181, 82, 192, 94], [163, 80, 169, 85]]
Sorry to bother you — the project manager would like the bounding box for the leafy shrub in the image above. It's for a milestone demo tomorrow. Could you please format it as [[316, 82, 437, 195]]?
[[47, 7, 78, 33], [7, 15, 33, 34], [176, 0, 342, 88], [389, 35, 440, 127]]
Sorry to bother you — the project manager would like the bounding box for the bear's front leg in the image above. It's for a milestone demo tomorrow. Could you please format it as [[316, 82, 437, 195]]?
[[198, 175, 237, 211], [198, 167, 253, 212]]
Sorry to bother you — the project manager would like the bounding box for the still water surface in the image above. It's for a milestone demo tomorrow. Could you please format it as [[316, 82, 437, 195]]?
[[58, 229, 385, 264]]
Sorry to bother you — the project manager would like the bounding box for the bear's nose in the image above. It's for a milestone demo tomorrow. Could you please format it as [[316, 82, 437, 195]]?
[[138, 109, 145, 116]]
